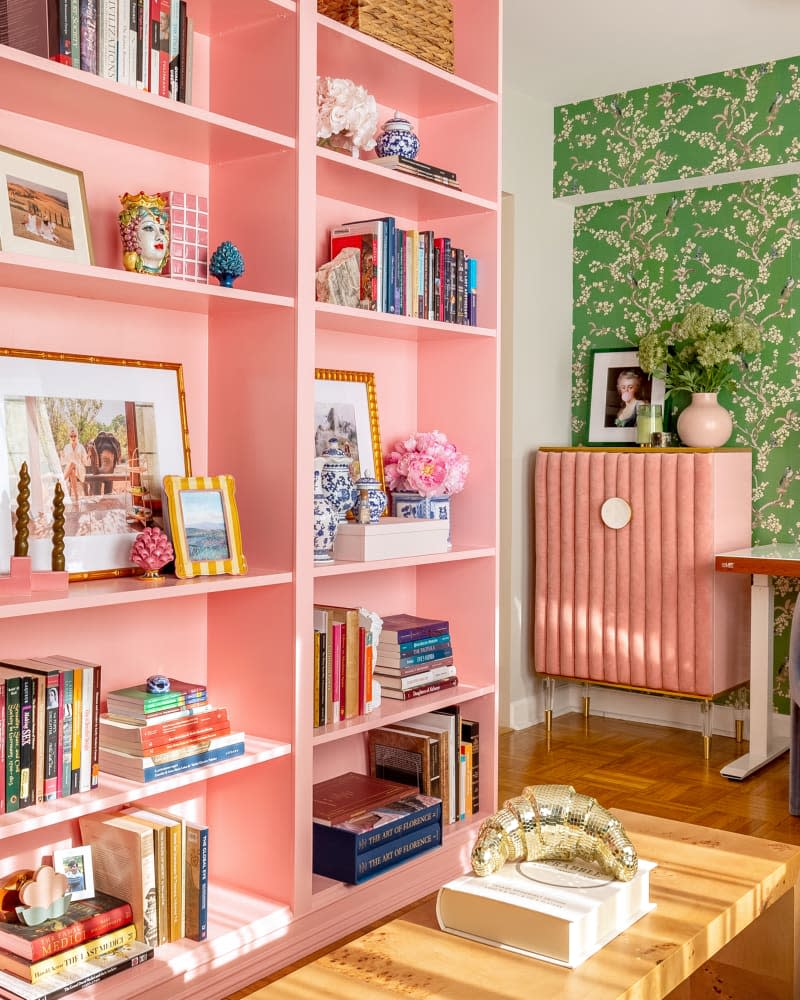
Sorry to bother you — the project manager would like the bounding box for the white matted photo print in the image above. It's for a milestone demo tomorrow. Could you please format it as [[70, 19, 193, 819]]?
[[53, 846, 95, 901], [587, 348, 666, 445]]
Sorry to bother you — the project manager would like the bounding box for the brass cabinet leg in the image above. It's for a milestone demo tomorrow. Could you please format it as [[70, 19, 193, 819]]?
[[700, 700, 713, 759], [582, 681, 590, 719], [542, 676, 555, 732]]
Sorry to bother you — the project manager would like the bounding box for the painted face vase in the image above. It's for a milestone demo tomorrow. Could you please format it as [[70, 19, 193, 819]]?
[[119, 191, 170, 275]]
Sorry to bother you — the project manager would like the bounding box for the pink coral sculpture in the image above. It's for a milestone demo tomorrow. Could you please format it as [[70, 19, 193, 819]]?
[[130, 527, 175, 580]]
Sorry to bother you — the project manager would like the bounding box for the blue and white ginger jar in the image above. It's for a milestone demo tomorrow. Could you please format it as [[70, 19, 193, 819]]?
[[390, 490, 451, 545], [313, 458, 338, 562], [353, 473, 387, 524], [321, 438, 357, 523], [375, 113, 420, 160]]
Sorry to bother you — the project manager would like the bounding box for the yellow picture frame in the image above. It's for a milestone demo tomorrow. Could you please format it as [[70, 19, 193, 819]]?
[[163, 474, 247, 579]]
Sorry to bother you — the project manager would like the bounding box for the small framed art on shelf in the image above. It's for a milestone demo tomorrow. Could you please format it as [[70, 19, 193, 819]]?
[[0, 145, 93, 265], [163, 474, 247, 579], [587, 348, 666, 445], [314, 368, 384, 485], [52, 846, 94, 902]]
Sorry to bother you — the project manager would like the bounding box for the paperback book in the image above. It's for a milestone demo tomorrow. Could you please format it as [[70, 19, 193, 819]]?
[[0, 925, 137, 983], [98, 730, 245, 782], [436, 858, 656, 968]]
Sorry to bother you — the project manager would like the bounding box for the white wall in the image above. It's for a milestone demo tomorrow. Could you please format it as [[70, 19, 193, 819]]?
[[500, 87, 572, 729]]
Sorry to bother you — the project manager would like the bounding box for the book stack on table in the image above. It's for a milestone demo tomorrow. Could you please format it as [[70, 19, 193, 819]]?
[[373, 615, 457, 701], [99, 677, 244, 782], [312, 772, 442, 885], [0, 891, 153, 1000]]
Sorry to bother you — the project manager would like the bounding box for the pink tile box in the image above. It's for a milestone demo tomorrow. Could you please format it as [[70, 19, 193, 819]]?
[[162, 192, 209, 282]]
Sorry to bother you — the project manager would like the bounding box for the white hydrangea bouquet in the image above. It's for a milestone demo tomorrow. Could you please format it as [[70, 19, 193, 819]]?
[[316, 76, 378, 155]]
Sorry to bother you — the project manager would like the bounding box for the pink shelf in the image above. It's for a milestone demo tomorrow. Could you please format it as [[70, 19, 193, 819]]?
[[317, 15, 497, 117], [0, 736, 291, 839], [0, 45, 294, 162], [192, 0, 296, 36], [313, 546, 495, 578], [315, 302, 496, 341], [0, 253, 294, 314], [312, 682, 494, 745], [0, 568, 292, 620], [317, 148, 496, 220]]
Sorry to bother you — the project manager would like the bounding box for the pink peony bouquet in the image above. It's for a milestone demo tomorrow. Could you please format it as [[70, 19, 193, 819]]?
[[383, 431, 469, 498]]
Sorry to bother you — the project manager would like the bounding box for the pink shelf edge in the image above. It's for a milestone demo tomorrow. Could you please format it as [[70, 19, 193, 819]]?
[[315, 301, 496, 338], [313, 546, 496, 577]]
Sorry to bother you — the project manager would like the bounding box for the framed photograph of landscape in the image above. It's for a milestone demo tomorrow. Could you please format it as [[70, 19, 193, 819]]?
[[53, 845, 95, 902], [314, 368, 384, 487], [587, 348, 666, 445], [0, 348, 191, 580], [0, 146, 94, 265], [163, 474, 247, 579]]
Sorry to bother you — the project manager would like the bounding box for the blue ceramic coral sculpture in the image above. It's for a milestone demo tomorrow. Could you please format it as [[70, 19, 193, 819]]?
[[210, 241, 245, 287]]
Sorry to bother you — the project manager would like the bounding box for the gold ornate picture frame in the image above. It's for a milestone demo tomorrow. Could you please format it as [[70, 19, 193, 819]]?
[[314, 368, 384, 488], [163, 474, 247, 579], [0, 348, 191, 580], [0, 145, 94, 265]]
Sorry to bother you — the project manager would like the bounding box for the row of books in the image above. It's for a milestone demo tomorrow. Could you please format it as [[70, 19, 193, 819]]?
[[0, 655, 101, 814], [312, 771, 443, 884], [5, 0, 195, 102], [312, 611, 459, 728], [99, 678, 245, 782], [78, 805, 208, 949], [373, 614, 458, 702], [328, 217, 479, 324], [367, 704, 479, 826]]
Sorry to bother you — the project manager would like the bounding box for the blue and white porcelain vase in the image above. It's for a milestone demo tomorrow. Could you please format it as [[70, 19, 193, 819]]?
[[321, 438, 357, 523], [375, 112, 420, 160], [353, 473, 387, 524], [390, 490, 451, 545], [313, 457, 338, 563]]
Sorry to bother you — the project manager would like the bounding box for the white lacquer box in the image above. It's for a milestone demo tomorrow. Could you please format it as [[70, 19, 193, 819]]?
[[333, 517, 449, 561]]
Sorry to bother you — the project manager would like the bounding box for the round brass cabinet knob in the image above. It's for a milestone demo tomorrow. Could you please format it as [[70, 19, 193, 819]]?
[[600, 497, 632, 530]]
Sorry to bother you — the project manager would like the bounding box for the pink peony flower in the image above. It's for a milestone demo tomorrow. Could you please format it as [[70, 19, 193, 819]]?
[[382, 430, 469, 498]]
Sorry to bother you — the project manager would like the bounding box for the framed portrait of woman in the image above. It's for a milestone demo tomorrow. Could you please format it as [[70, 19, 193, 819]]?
[[587, 348, 666, 445]]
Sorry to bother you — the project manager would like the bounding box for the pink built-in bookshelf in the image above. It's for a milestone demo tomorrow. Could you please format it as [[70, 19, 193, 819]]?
[[0, 1, 500, 995]]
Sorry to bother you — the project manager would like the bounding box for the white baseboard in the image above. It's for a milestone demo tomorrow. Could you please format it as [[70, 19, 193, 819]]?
[[510, 683, 791, 742]]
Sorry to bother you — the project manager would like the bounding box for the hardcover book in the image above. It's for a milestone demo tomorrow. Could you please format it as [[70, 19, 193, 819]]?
[[0, 0, 60, 59], [436, 859, 656, 968], [367, 726, 442, 803], [378, 675, 458, 701], [314, 816, 443, 884], [312, 771, 418, 827], [0, 940, 154, 1000], [184, 819, 208, 941], [0, 891, 133, 961], [0, 925, 136, 983], [99, 707, 230, 754], [379, 614, 449, 644], [98, 730, 245, 782], [313, 793, 441, 856]]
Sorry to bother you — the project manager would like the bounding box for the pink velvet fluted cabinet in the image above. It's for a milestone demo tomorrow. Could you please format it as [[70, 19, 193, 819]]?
[[534, 448, 752, 700]]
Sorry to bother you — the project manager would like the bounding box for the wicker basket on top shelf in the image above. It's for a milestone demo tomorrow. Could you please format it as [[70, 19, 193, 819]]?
[[318, 0, 454, 73]]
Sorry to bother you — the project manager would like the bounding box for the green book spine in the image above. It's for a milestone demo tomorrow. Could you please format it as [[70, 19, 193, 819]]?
[[5, 679, 21, 813]]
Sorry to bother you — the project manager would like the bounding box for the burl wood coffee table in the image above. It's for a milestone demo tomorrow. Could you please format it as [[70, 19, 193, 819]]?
[[255, 810, 800, 999]]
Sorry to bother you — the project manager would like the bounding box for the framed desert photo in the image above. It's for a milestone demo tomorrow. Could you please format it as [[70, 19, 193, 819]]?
[[588, 348, 666, 445], [0, 146, 93, 265], [0, 349, 191, 580], [314, 368, 384, 487], [163, 474, 247, 579], [53, 846, 95, 901]]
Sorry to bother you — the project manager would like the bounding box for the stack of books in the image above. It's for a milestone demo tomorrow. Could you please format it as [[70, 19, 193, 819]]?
[[370, 155, 462, 190], [0, 891, 153, 999], [0, 654, 101, 812], [99, 678, 244, 782], [79, 807, 209, 948], [374, 614, 458, 701], [312, 771, 442, 884]]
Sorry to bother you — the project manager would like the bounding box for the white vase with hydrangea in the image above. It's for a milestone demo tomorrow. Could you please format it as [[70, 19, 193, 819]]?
[[383, 431, 469, 547], [637, 303, 762, 447], [316, 76, 378, 158]]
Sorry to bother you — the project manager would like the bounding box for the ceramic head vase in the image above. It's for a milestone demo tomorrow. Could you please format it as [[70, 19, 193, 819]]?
[[119, 191, 170, 275]]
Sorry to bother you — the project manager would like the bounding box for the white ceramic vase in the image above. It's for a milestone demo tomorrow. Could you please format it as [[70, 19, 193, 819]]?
[[676, 392, 733, 448]]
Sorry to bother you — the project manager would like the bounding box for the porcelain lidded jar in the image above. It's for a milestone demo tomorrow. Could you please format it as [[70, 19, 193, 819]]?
[[313, 457, 338, 562], [320, 438, 357, 523], [352, 472, 387, 524], [375, 112, 420, 160]]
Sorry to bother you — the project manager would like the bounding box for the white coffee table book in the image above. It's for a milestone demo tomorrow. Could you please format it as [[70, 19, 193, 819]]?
[[436, 857, 656, 968]]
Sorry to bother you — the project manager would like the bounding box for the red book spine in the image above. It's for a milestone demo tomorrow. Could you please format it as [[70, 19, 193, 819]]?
[[380, 676, 458, 700], [1, 902, 134, 961], [331, 622, 343, 721], [122, 721, 231, 754], [357, 626, 366, 716]]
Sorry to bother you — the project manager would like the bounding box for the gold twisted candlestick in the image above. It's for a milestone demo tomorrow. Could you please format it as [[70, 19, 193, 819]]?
[[51, 482, 65, 572], [13, 462, 30, 557]]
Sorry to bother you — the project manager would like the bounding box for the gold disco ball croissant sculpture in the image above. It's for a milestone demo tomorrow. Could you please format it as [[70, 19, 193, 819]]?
[[471, 784, 638, 882]]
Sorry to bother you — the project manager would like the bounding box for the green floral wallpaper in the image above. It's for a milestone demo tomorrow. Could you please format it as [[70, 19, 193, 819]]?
[[554, 57, 800, 197], [570, 175, 800, 711]]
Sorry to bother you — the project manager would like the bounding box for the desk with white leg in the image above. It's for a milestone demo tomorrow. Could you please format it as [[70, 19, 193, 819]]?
[[716, 545, 797, 779]]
